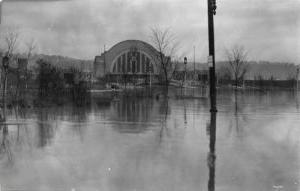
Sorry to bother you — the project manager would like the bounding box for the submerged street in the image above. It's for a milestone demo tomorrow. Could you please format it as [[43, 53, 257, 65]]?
[[0, 88, 299, 191], [0, 0, 298, 190]]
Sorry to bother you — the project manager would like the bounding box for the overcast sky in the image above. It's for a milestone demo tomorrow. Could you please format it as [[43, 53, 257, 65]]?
[[1, 0, 299, 63]]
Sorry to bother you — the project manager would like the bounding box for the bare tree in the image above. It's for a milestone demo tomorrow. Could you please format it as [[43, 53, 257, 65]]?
[[25, 38, 36, 60], [3, 28, 20, 56], [217, 65, 232, 82], [21, 38, 36, 94], [225, 45, 249, 88], [150, 28, 179, 85]]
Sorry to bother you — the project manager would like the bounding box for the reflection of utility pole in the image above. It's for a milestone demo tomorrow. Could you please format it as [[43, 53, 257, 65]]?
[[207, 0, 217, 112], [207, 110, 216, 191], [184, 57, 187, 83], [183, 100, 187, 125]]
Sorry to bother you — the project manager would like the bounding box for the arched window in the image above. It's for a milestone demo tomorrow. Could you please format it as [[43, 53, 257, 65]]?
[[112, 51, 154, 74]]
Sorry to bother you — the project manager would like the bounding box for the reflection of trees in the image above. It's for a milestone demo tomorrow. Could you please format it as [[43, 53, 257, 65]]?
[[35, 104, 91, 146], [69, 106, 90, 140], [11, 105, 36, 154], [0, 125, 13, 163], [37, 109, 56, 147], [159, 87, 172, 144], [159, 97, 170, 120], [67, 105, 89, 123], [0, 99, 30, 164], [158, 95, 170, 143], [227, 91, 248, 136], [12, 105, 29, 144]]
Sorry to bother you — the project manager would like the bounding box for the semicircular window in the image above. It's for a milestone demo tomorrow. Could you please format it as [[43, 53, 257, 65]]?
[[112, 51, 154, 74]]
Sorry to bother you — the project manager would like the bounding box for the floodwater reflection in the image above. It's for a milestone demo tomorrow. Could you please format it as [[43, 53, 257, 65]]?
[[0, 89, 298, 191], [207, 111, 216, 191], [37, 109, 56, 147], [0, 125, 13, 164], [231, 91, 249, 136]]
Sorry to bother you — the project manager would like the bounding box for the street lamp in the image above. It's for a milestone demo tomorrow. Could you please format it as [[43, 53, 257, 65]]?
[[184, 57, 187, 83]]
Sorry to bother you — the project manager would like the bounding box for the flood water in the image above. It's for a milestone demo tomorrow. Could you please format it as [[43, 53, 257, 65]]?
[[0, 88, 299, 191]]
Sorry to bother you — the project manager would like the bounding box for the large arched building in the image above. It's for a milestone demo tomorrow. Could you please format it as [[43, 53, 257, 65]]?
[[94, 40, 161, 82]]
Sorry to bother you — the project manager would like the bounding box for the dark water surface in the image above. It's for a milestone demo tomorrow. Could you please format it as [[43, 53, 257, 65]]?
[[0, 88, 299, 191]]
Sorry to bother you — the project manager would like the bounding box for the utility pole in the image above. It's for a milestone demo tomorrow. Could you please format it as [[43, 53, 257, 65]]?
[[207, 0, 217, 112], [0, 0, 3, 24], [207, 1, 217, 191]]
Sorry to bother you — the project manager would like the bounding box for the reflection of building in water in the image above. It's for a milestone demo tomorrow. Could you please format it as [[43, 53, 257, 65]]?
[[112, 98, 154, 122], [109, 98, 155, 133], [94, 40, 161, 83]]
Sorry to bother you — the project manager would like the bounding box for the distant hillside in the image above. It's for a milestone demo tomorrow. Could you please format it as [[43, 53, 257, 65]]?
[[4, 52, 298, 80], [178, 61, 298, 80], [216, 61, 298, 80], [244, 61, 297, 80], [26, 54, 93, 71]]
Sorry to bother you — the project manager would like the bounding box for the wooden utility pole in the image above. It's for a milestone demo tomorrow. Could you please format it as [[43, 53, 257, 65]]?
[[207, 1, 217, 191], [207, 0, 217, 112], [0, 0, 3, 24]]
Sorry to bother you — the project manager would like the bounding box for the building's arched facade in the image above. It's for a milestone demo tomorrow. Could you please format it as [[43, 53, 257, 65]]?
[[94, 40, 161, 82]]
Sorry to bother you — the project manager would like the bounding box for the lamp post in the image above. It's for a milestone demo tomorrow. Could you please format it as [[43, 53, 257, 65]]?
[[184, 57, 187, 83], [193, 46, 196, 81], [2, 53, 9, 119]]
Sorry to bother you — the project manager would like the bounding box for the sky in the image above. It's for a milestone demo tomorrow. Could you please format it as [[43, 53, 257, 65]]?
[[0, 0, 299, 63]]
